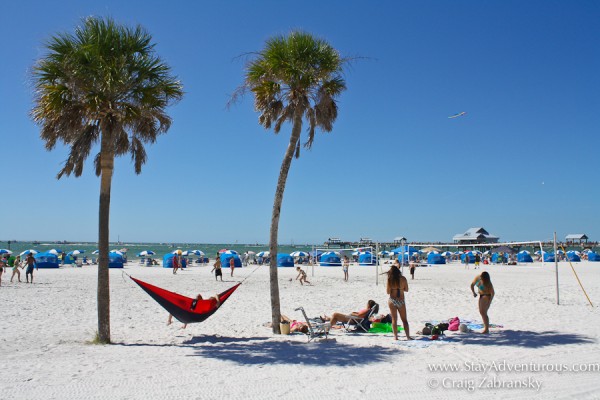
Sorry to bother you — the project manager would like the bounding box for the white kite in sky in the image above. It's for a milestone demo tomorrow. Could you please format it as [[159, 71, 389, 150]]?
[[448, 111, 466, 119]]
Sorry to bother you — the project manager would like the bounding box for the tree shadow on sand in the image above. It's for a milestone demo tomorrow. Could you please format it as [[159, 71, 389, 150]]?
[[183, 335, 398, 366], [459, 330, 595, 348]]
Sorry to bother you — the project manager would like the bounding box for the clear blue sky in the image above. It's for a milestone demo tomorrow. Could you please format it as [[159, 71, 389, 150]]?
[[1, 0, 598, 244]]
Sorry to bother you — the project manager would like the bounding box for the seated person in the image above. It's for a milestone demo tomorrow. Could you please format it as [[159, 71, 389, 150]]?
[[167, 293, 220, 329], [264, 315, 310, 334], [322, 300, 379, 328]]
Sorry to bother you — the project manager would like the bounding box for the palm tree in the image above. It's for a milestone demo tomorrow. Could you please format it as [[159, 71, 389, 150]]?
[[239, 31, 347, 333], [31, 17, 183, 343]]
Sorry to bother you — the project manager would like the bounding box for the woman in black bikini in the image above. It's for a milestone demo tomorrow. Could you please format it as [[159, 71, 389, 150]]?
[[470, 271, 495, 334], [387, 265, 412, 340]]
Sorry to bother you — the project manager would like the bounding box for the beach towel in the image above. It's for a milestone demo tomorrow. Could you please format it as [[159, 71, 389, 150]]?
[[369, 322, 404, 334]]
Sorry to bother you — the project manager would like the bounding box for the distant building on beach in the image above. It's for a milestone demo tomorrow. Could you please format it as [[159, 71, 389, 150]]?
[[565, 234, 588, 245], [453, 227, 499, 244], [393, 237, 407, 245]]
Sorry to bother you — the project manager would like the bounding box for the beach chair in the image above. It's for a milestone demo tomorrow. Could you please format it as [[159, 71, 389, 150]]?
[[343, 305, 377, 333], [294, 307, 329, 342]]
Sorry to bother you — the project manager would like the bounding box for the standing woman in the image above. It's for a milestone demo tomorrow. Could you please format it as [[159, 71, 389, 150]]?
[[11, 255, 22, 283], [470, 271, 495, 334], [172, 254, 180, 274], [386, 265, 412, 340], [342, 256, 350, 282], [229, 256, 235, 277]]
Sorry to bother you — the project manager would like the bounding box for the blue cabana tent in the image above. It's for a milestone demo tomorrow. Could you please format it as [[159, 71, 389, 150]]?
[[567, 252, 581, 262], [588, 252, 600, 262], [163, 254, 187, 268], [109, 253, 124, 268], [491, 253, 506, 263], [517, 251, 533, 263], [358, 252, 377, 265], [320, 252, 341, 266], [427, 253, 446, 264], [62, 255, 75, 264], [543, 253, 555, 262], [34, 252, 60, 268], [391, 246, 418, 255], [277, 253, 294, 267], [220, 253, 242, 268], [461, 252, 476, 263]]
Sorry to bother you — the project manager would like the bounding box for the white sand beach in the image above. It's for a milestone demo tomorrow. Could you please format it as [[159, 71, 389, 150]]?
[[2, 260, 599, 399]]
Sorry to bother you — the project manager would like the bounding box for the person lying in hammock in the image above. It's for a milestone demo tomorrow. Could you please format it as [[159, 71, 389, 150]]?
[[167, 293, 221, 329]]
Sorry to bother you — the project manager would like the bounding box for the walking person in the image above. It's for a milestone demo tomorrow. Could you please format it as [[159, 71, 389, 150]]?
[[474, 253, 481, 269], [386, 264, 412, 340], [211, 257, 223, 281], [25, 253, 36, 283], [464, 253, 470, 269], [342, 256, 350, 282], [470, 271, 495, 334], [10, 255, 23, 283], [0, 256, 7, 286], [172, 254, 180, 274]]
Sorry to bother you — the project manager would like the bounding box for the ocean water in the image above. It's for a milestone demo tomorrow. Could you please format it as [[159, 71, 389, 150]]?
[[1, 241, 314, 259]]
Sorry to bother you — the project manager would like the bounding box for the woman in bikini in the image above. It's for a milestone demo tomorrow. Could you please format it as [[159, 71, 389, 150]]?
[[322, 299, 378, 328], [10, 255, 22, 283], [387, 265, 412, 340], [470, 271, 495, 334]]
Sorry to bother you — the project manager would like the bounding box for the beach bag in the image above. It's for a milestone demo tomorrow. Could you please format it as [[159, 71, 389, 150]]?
[[448, 317, 460, 331], [422, 323, 433, 335]]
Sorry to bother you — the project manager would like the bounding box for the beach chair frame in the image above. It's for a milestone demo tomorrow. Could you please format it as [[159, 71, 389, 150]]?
[[343, 305, 378, 333], [294, 307, 329, 342]]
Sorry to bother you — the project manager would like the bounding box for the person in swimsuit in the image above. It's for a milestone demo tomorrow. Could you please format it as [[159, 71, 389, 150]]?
[[229, 256, 235, 277], [211, 257, 223, 281], [172, 254, 180, 274], [167, 293, 221, 329], [25, 253, 36, 283], [322, 300, 379, 328], [342, 256, 350, 282], [295, 266, 310, 285], [0, 256, 7, 286], [10, 255, 23, 283], [470, 271, 495, 334], [387, 265, 412, 340], [409, 260, 416, 280]]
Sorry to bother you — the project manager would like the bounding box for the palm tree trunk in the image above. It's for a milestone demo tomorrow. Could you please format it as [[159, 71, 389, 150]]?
[[97, 135, 114, 344], [269, 112, 303, 334]]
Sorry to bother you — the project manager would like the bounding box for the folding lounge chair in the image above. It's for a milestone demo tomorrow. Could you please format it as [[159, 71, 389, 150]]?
[[295, 307, 329, 342], [343, 305, 377, 333]]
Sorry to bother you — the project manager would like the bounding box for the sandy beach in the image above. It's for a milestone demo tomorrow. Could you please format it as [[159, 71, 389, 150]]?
[[2, 259, 599, 399]]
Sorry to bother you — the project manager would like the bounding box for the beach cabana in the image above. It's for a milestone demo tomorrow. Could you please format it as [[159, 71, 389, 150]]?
[[34, 251, 60, 268], [277, 253, 294, 267], [221, 252, 242, 268], [588, 252, 600, 262], [461, 252, 476, 263], [320, 252, 342, 267], [543, 253, 555, 262], [491, 253, 506, 263], [390, 245, 418, 255], [358, 252, 377, 266], [567, 251, 581, 262], [109, 253, 124, 268], [517, 251, 533, 263], [427, 253, 446, 265]]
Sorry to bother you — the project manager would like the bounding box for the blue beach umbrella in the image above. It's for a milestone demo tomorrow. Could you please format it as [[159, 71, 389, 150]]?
[[92, 250, 99, 254], [0, 249, 13, 255], [68, 250, 85, 256], [48, 248, 63, 255], [110, 250, 124, 256], [20, 249, 38, 256], [190, 250, 205, 256], [137, 250, 155, 257], [257, 251, 270, 257], [290, 251, 308, 257]]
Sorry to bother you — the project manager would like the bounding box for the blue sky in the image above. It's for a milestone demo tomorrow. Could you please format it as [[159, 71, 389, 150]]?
[[1, 0, 598, 244]]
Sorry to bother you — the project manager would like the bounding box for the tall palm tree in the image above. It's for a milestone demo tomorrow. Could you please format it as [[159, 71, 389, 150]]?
[[31, 17, 183, 343], [240, 31, 347, 333]]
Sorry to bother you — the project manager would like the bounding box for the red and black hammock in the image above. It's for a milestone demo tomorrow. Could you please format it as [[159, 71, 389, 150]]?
[[130, 276, 241, 324]]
